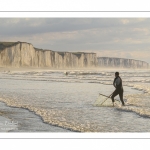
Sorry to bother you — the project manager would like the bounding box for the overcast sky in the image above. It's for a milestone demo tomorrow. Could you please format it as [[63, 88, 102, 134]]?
[[0, 18, 150, 63]]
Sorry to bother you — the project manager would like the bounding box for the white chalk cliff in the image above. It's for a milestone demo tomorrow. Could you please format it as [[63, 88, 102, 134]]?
[[97, 57, 149, 68], [0, 42, 149, 68], [0, 42, 97, 68]]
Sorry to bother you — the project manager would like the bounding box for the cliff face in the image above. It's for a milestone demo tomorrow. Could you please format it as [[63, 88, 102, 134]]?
[[97, 57, 149, 68], [0, 42, 97, 68], [0, 42, 149, 69]]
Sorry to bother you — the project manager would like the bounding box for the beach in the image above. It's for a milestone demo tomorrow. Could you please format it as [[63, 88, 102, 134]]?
[[0, 67, 150, 132]]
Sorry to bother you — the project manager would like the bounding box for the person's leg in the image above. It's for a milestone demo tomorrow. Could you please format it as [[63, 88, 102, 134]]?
[[111, 90, 119, 103], [119, 90, 125, 105]]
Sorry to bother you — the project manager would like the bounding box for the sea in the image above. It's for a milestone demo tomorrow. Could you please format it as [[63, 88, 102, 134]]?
[[0, 68, 150, 132]]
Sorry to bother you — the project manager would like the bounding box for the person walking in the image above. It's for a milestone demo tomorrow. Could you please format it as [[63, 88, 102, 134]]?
[[111, 72, 125, 106]]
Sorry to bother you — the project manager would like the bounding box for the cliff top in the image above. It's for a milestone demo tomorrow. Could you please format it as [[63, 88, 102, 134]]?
[[0, 41, 31, 50], [34, 48, 96, 55], [97, 57, 149, 64], [0, 42, 16, 50], [0, 41, 96, 55]]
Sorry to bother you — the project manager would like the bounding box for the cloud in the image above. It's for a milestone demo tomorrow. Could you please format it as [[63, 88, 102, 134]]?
[[0, 18, 150, 63]]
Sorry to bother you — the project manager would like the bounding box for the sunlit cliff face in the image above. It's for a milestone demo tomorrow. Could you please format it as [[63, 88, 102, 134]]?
[[0, 42, 97, 68], [0, 41, 149, 69]]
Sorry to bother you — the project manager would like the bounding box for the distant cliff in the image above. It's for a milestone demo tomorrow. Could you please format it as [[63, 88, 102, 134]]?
[[0, 42, 149, 69], [97, 57, 149, 68], [0, 42, 97, 68]]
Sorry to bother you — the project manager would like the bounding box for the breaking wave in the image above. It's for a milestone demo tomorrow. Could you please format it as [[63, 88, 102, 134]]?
[[0, 69, 150, 132]]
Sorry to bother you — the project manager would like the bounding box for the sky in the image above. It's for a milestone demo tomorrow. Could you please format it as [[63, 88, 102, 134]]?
[[0, 18, 150, 63]]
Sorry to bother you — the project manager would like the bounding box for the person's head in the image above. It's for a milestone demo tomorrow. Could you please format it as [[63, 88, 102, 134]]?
[[115, 72, 119, 77]]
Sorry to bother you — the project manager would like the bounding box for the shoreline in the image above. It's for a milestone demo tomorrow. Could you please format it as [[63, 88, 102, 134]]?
[[0, 67, 149, 72], [0, 101, 72, 132], [0, 68, 150, 132]]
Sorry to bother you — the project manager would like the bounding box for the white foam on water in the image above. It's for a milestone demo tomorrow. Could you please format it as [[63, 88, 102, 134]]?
[[116, 93, 150, 118], [0, 69, 150, 132]]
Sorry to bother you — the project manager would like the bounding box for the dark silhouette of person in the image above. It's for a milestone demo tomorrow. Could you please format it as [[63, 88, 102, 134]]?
[[111, 72, 125, 106]]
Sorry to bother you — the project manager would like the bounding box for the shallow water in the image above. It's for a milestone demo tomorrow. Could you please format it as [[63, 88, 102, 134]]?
[[0, 69, 150, 132], [0, 102, 71, 132]]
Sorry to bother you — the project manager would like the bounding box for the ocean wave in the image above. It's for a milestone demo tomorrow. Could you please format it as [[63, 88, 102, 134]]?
[[1, 69, 150, 132], [0, 96, 96, 132], [117, 93, 150, 118], [1, 92, 150, 132]]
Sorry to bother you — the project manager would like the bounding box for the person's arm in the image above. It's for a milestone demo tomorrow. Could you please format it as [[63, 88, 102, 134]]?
[[113, 78, 116, 88]]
